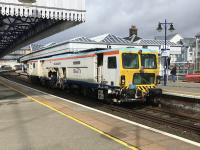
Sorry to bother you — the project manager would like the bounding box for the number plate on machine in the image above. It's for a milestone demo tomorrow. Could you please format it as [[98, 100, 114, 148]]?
[[98, 90, 104, 100]]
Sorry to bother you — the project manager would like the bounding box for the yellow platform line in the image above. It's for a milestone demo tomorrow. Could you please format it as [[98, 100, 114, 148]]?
[[0, 81, 139, 150]]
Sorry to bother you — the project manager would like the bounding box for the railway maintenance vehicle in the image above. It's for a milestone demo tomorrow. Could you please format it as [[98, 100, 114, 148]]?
[[20, 47, 162, 104]]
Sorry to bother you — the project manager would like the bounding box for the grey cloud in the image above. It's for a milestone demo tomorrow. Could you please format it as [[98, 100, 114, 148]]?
[[39, 0, 200, 44]]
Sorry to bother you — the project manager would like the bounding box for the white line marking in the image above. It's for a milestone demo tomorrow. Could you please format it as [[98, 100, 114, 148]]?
[[2, 77, 200, 147]]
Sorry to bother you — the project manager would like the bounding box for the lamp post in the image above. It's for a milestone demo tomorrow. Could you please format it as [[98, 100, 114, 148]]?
[[195, 38, 199, 73], [157, 19, 175, 86]]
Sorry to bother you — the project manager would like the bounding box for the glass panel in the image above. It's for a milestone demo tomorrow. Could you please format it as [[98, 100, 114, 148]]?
[[141, 54, 157, 69], [108, 56, 117, 69], [133, 73, 155, 85], [122, 53, 139, 69]]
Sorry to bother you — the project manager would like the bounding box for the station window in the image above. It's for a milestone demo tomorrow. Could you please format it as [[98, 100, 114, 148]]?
[[108, 57, 117, 69], [107, 45, 112, 49], [33, 63, 35, 68], [142, 45, 148, 48]]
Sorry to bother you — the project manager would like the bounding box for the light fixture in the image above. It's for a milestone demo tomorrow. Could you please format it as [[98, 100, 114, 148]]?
[[157, 23, 162, 32], [18, 0, 36, 3], [138, 49, 142, 54], [169, 24, 175, 32]]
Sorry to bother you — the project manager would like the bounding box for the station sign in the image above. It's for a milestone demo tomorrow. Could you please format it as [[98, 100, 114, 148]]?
[[161, 49, 170, 57]]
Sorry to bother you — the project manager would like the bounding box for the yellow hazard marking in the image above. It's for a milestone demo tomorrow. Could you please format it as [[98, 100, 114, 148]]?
[[137, 85, 156, 93], [0, 81, 139, 150]]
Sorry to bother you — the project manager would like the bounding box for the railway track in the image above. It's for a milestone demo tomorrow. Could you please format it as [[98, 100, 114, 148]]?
[[1, 71, 200, 137], [104, 104, 200, 134]]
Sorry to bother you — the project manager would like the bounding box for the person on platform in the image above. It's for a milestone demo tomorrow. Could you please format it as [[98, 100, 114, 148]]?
[[171, 65, 177, 82]]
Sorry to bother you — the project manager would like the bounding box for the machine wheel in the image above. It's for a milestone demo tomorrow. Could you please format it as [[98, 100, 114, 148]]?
[[80, 87, 88, 96], [152, 97, 160, 107], [146, 96, 160, 106]]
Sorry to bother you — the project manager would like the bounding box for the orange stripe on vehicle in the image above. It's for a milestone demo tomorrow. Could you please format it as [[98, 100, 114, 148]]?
[[103, 51, 119, 56], [29, 60, 38, 63]]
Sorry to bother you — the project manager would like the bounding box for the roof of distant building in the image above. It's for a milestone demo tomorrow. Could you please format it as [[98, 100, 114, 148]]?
[[21, 45, 30, 49], [30, 43, 44, 51], [91, 33, 131, 44], [180, 38, 196, 46], [69, 37, 96, 43], [124, 34, 142, 42], [155, 33, 179, 40], [26, 34, 132, 54], [196, 32, 200, 37], [1, 55, 21, 60], [134, 39, 180, 46], [43, 42, 57, 48]]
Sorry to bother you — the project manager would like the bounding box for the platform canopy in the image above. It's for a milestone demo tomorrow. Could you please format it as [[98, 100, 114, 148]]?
[[0, 0, 86, 57]]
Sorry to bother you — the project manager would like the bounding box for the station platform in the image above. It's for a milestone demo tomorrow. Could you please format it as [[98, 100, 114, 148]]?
[[0, 76, 200, 150], [159, 81, 200, 100]]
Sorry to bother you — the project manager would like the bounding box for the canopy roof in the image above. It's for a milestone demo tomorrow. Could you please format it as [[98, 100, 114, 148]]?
[[0, 0, 86, 57]]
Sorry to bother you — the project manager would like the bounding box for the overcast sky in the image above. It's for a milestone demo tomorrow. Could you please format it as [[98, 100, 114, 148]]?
[[39, 0, 200, 44]]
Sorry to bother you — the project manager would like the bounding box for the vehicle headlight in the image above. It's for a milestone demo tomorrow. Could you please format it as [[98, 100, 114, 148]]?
[[121, 75, 125, 85]]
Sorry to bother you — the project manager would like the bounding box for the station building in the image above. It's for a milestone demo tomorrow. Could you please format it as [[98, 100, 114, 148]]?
[[155, 32, 200, 74]]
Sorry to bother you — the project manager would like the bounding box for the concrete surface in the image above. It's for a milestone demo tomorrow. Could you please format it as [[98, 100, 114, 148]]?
[[159, 81, 200, 99], [0, 83, 130, 150], [0, 77, 200, 150]]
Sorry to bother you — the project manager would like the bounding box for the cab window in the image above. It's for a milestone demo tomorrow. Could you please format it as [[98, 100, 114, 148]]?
[[133, 73, 155, 85], [108, 57, 117, 69], [33, 63, 35, 68], [141, 54, 157, 69], [122, 53, 139, 69]]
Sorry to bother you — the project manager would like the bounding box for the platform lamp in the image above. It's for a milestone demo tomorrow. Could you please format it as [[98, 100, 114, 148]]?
[[18, 0, 36, 7], [195, 38, 200, 73], [157, 19, 175, 86], [18, 0, 36, 3]]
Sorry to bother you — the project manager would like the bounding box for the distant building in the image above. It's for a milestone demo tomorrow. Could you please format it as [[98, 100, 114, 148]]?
[[195, 33, 200, 72], [30, 43, 44, 52], [179, 38, 196, 63], [20, 34, 134, 61], [124, 25, 141, 42], [155, 33, 183, 44], [155, 32, 200, 73], [0, 46, 31, 68]]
